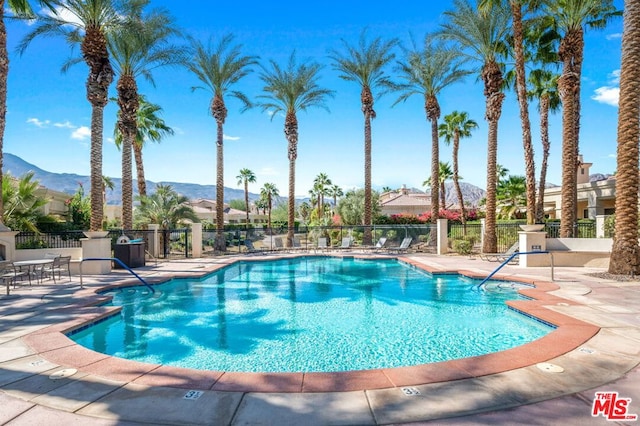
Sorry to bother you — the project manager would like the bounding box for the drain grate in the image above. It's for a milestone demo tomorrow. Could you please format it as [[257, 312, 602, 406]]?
[[536, 362, 564, 373]]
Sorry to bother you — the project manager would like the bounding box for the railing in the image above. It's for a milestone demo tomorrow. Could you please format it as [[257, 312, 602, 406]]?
[[201, 224, 437, 254], [79, 257, 155, 293], [476, 251, 553, 288]]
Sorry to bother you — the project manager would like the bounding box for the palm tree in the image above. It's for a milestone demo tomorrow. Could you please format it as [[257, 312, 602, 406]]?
[[183, 34, 257, 251], [328, 184, 343, 213], [2, 171, 47, 232], [134, 183, 199, 229], [496, 163, 510, 180], [527, 69, 560, 223], [19, 0, 137, 231], [391, 37, 470, 238], [542, 0, 620, 237], [439, 0, 511, 253], [0, 0, 54, 222], [609, 0, 640, 275], [260, 183, 279, 230], [108, 5, 180, 230], [102, 175, 114, 225], [124, 95, 174, 198], [313, 172, 332, 215], [439, 111, 478, 229], [257, 52, 334, 246], [330, 30, 398, 245], [497, 175, 527, 219], [480, 0, 538, 225], [236, 168, 256, 228], [423, 161, 453, 210]]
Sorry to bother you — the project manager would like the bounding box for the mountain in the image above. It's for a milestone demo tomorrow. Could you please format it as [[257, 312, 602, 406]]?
[[425, 182, 486, 208], [3, 153, 258, 205]]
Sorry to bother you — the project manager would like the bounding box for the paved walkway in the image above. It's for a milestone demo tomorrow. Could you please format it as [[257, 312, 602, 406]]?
[[0, 254, 639, 425]]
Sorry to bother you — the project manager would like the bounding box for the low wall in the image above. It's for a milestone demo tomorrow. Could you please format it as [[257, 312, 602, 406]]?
[[13, 248, 84, 274], [523, 237, 612, 268]]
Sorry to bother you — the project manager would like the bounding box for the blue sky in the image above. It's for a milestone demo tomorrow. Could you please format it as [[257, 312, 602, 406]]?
[[4, 0, 624, 198]]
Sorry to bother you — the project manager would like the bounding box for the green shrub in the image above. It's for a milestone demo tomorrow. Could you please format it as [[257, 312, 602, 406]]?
[[452, 238, 473, 255]]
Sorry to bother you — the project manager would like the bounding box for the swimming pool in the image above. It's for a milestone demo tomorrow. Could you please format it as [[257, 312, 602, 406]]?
[[70, 257, 552, 373]]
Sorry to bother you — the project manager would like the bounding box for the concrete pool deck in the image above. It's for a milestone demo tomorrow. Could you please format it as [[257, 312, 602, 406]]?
[[0, 253, 639, 425]]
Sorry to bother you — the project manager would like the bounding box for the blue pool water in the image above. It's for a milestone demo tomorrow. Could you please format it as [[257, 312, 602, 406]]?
[[70, 257, 552, 373]]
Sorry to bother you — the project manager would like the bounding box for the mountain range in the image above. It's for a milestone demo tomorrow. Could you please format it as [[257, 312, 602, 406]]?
[[3, 152, 490, 206]]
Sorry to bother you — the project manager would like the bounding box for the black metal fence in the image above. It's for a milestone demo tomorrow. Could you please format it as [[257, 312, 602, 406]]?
[[202, 225, 437, 255]]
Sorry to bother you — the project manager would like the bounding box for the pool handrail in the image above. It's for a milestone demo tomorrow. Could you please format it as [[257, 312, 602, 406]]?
[[476, 250, 552, 289], [79, 257, 155, 294]]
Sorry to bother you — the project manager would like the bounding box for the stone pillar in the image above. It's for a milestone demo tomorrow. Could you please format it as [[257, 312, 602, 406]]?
[[596, 215, 606, 238], [191, 223, 202, 258], [148, 224, 160, 258], [437, 219, 448, 255], [0, 230, 19, 261], [518, 231, 547, 267], [81, 237, 112, 274], [480, 218, 485, 250]]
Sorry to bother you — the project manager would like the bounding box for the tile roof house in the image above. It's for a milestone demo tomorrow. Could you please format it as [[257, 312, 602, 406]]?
[[379, 186, 431, 216]]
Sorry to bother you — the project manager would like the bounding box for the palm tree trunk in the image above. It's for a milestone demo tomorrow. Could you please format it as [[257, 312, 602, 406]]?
[[90, 105, 105, 231], [116, 75, 138, 231], [133, 143, 147, 197], [215, 121, 226, 251], [558, 29, 582, 237], [481, 61, 505, 253], [609, 0, 640, 274], [0, 5, 6, 221], [452, 132, 466, 231], [285, 111, 298, 247], [244, 180, 250, 227], [121, 133, 133, 229], [511, 1, 536, 225], [427, 95, 440, 246], [362, 86, 375, 246], [535, 95, 551, 223]]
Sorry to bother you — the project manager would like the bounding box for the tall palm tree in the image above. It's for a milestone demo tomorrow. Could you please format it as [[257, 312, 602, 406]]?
[[527, 69, 560, 223], [439, 0, 511, 253], [260, 182, 279, 230], [423, 161, 453, 210], [236, 168, 256, 227], [125, 95, 173, 198], [257, 52, 334, 246], [439, 111, 478, 229], [609, 0, 640, 275], [0, 0, 55, 222], [391, 37, 470, 238], [328, 184, 343, 213], [19, 0, 136, 231], [480, 0, 539, 225], [313, 172, 332, 215], [329, 30, 398, 245], [542, 0, 620, 237], [183, 34, 257, 251], [108, 6, 180, 230]]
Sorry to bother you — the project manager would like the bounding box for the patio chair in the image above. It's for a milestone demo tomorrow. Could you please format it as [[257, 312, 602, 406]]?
[[2, 262, 31, 294], [363, 237, 387, 252], [53, 256, 72, 282], [289, 236, 304, 252], [315, 237, 329, 253], [338, 237, 352, 250], [244, 239, 267, 255], [387, 237, 413, 254], [479, 242, 519, 263], [273, 237, 285, 252]]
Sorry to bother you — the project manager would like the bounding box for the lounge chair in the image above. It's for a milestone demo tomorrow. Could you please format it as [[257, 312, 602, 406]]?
[[338, 237, 352, 250], [316, 237, 329, 253], [244, 239, 267, 255], [387, 237, 413, 254], [288, 236, 304, 252], [479, 242, 519, 263], [273, 237, 285, 252], [363, 237, 387, 252]]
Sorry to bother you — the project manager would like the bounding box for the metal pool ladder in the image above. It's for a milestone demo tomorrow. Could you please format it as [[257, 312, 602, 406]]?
[[79, 257, 155, 294], [476, 250, 553, 290]]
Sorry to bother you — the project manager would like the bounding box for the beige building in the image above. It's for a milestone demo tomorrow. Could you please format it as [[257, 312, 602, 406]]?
[[542, 157, 616, 220], [186, 199, 266, 225], [379, 186, 431, 216]]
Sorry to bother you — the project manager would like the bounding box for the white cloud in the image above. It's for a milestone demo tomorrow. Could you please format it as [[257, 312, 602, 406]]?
[[592, 86, 619, 107], [71, 126, 91, 140], [53, 120, 75, 129], [259, 167, 279, 176], [608, 154, 616, 158], [26, 118, 50, 128], [106, 137, 115, 144], [223, 134, 240, 141], [592, 69, 620, 107], [606, 33, 623, 40]]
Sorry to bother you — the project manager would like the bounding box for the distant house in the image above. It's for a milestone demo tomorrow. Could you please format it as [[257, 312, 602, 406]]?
[[379, 186, 430, 217], [542, 157, 616, 220], [186, 199, 266, 225]]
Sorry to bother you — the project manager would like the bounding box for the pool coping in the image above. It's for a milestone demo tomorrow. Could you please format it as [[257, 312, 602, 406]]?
[[18, 254, 601, 393]]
